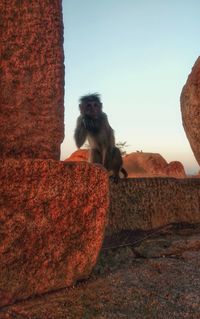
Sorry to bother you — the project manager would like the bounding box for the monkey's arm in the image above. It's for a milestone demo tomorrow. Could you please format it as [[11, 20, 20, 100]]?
[[74, 116, 87, 148], [101, 113, 115, 147]]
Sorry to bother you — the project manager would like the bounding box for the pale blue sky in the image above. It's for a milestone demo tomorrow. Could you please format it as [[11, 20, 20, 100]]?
[[61, 0, 200, 174]]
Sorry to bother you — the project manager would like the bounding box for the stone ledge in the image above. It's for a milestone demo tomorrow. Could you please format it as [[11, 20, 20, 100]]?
[[108, 177, 200, 234]]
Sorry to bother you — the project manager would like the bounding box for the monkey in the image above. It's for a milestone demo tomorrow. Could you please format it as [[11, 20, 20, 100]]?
[[74, 93, 128, 182]]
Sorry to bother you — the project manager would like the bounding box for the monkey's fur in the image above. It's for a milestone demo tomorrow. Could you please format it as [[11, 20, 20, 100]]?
[[74, 93, 127, 182]]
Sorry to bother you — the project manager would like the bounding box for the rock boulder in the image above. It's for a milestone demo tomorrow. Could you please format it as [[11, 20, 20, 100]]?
[[66, 149, 89, 162], [123, 152, 186, 178], [0, 159, 109, 307], [65, 150, 186, 178], [124, 152, 166, 176], [180, 56, 200, 166]]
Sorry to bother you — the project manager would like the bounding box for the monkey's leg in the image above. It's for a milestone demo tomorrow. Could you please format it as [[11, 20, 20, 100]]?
[[109, 147, 122, 183], [110, 171, 120, 183], [111, 147, 122, 171], [121, 167, 128, 178], [90, 149, 102, 164], [103, 147, 113, 170]]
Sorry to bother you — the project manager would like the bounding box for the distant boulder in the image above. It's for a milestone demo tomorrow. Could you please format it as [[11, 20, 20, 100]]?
[[66, 150, 186, 178], [123, 152, 186, 178], [165, 161, 186, 178], [65, 149, 89, 162]]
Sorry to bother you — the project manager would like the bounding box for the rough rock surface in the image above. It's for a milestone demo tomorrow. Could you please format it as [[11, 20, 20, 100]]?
[[108, 177, 200, 234], [123, 152, 186, 178], [0, 0, 64, 159], [65, 149, 89, 162], [1, 224, 200, 319], [66, 150, 186, 178], [0, 159, 109, 307], [181, 56, 200, 166]]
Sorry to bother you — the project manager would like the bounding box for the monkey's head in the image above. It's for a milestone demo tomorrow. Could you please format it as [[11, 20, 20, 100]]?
[[79, 93, 102, 119]]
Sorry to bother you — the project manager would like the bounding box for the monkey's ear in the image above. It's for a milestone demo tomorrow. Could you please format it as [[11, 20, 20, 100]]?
[[99, 103, 103, 110]]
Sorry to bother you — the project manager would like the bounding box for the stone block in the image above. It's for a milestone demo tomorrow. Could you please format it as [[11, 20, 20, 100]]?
[[0, 0, 64, 159], [0, 159, 109, 307]]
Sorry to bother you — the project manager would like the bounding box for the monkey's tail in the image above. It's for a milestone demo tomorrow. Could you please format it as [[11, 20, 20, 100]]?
[[121, 167, 128, 178]]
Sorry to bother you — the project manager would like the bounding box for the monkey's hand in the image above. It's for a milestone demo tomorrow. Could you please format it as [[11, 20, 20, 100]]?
[[82, 116, 98, 132]]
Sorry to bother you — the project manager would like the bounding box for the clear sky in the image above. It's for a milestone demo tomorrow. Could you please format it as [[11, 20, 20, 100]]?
[[61, 0, 200, 175]]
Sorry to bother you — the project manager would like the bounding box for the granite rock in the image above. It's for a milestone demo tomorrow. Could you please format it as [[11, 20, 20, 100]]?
[[65, 149, 89, 162], [0, 159, 109, 307], [66, 150, 186, 178], [108, 177, 200, 234], [1, 224, 200, 318], [181, 56, 200, 166], [123, 152, 186, 178], [0, 0, 64, 159]]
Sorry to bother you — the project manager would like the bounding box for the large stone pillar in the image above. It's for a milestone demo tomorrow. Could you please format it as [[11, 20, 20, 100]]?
[[0, 0, 64, 159]]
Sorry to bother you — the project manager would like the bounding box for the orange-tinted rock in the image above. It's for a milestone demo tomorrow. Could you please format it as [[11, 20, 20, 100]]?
[[66, 150, 186, 178], [65, 149, 89, 162], [123, 152, 186, 178], [108, 178, 200, 234], [0, 1, 64, 159], [165, 161, 186, 178], [180, 57, 200, 166], [0, 159, 109, 307]]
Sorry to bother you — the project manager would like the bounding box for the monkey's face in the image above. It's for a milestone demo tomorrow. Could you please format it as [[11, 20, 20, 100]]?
[[80, 101, 102, 119]]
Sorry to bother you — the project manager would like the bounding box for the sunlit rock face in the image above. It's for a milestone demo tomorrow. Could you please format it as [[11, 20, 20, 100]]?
[[0, 159, 109, 307], [123, 152, 186, 178], [181, 57, 200, 166], [164, 161, 186, 177], [0, 0, 64, 159], [66, 149, 89, 162]]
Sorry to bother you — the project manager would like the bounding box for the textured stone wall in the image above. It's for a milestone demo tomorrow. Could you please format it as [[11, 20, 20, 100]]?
[[0, 0, 64, 159], [180, 57, 200, 166], [108, 178, 200, 234], [0, 159, 109, 307]]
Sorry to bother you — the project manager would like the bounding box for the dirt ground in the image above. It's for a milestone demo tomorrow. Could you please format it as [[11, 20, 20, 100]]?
[[1, 224, 200, 319]]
